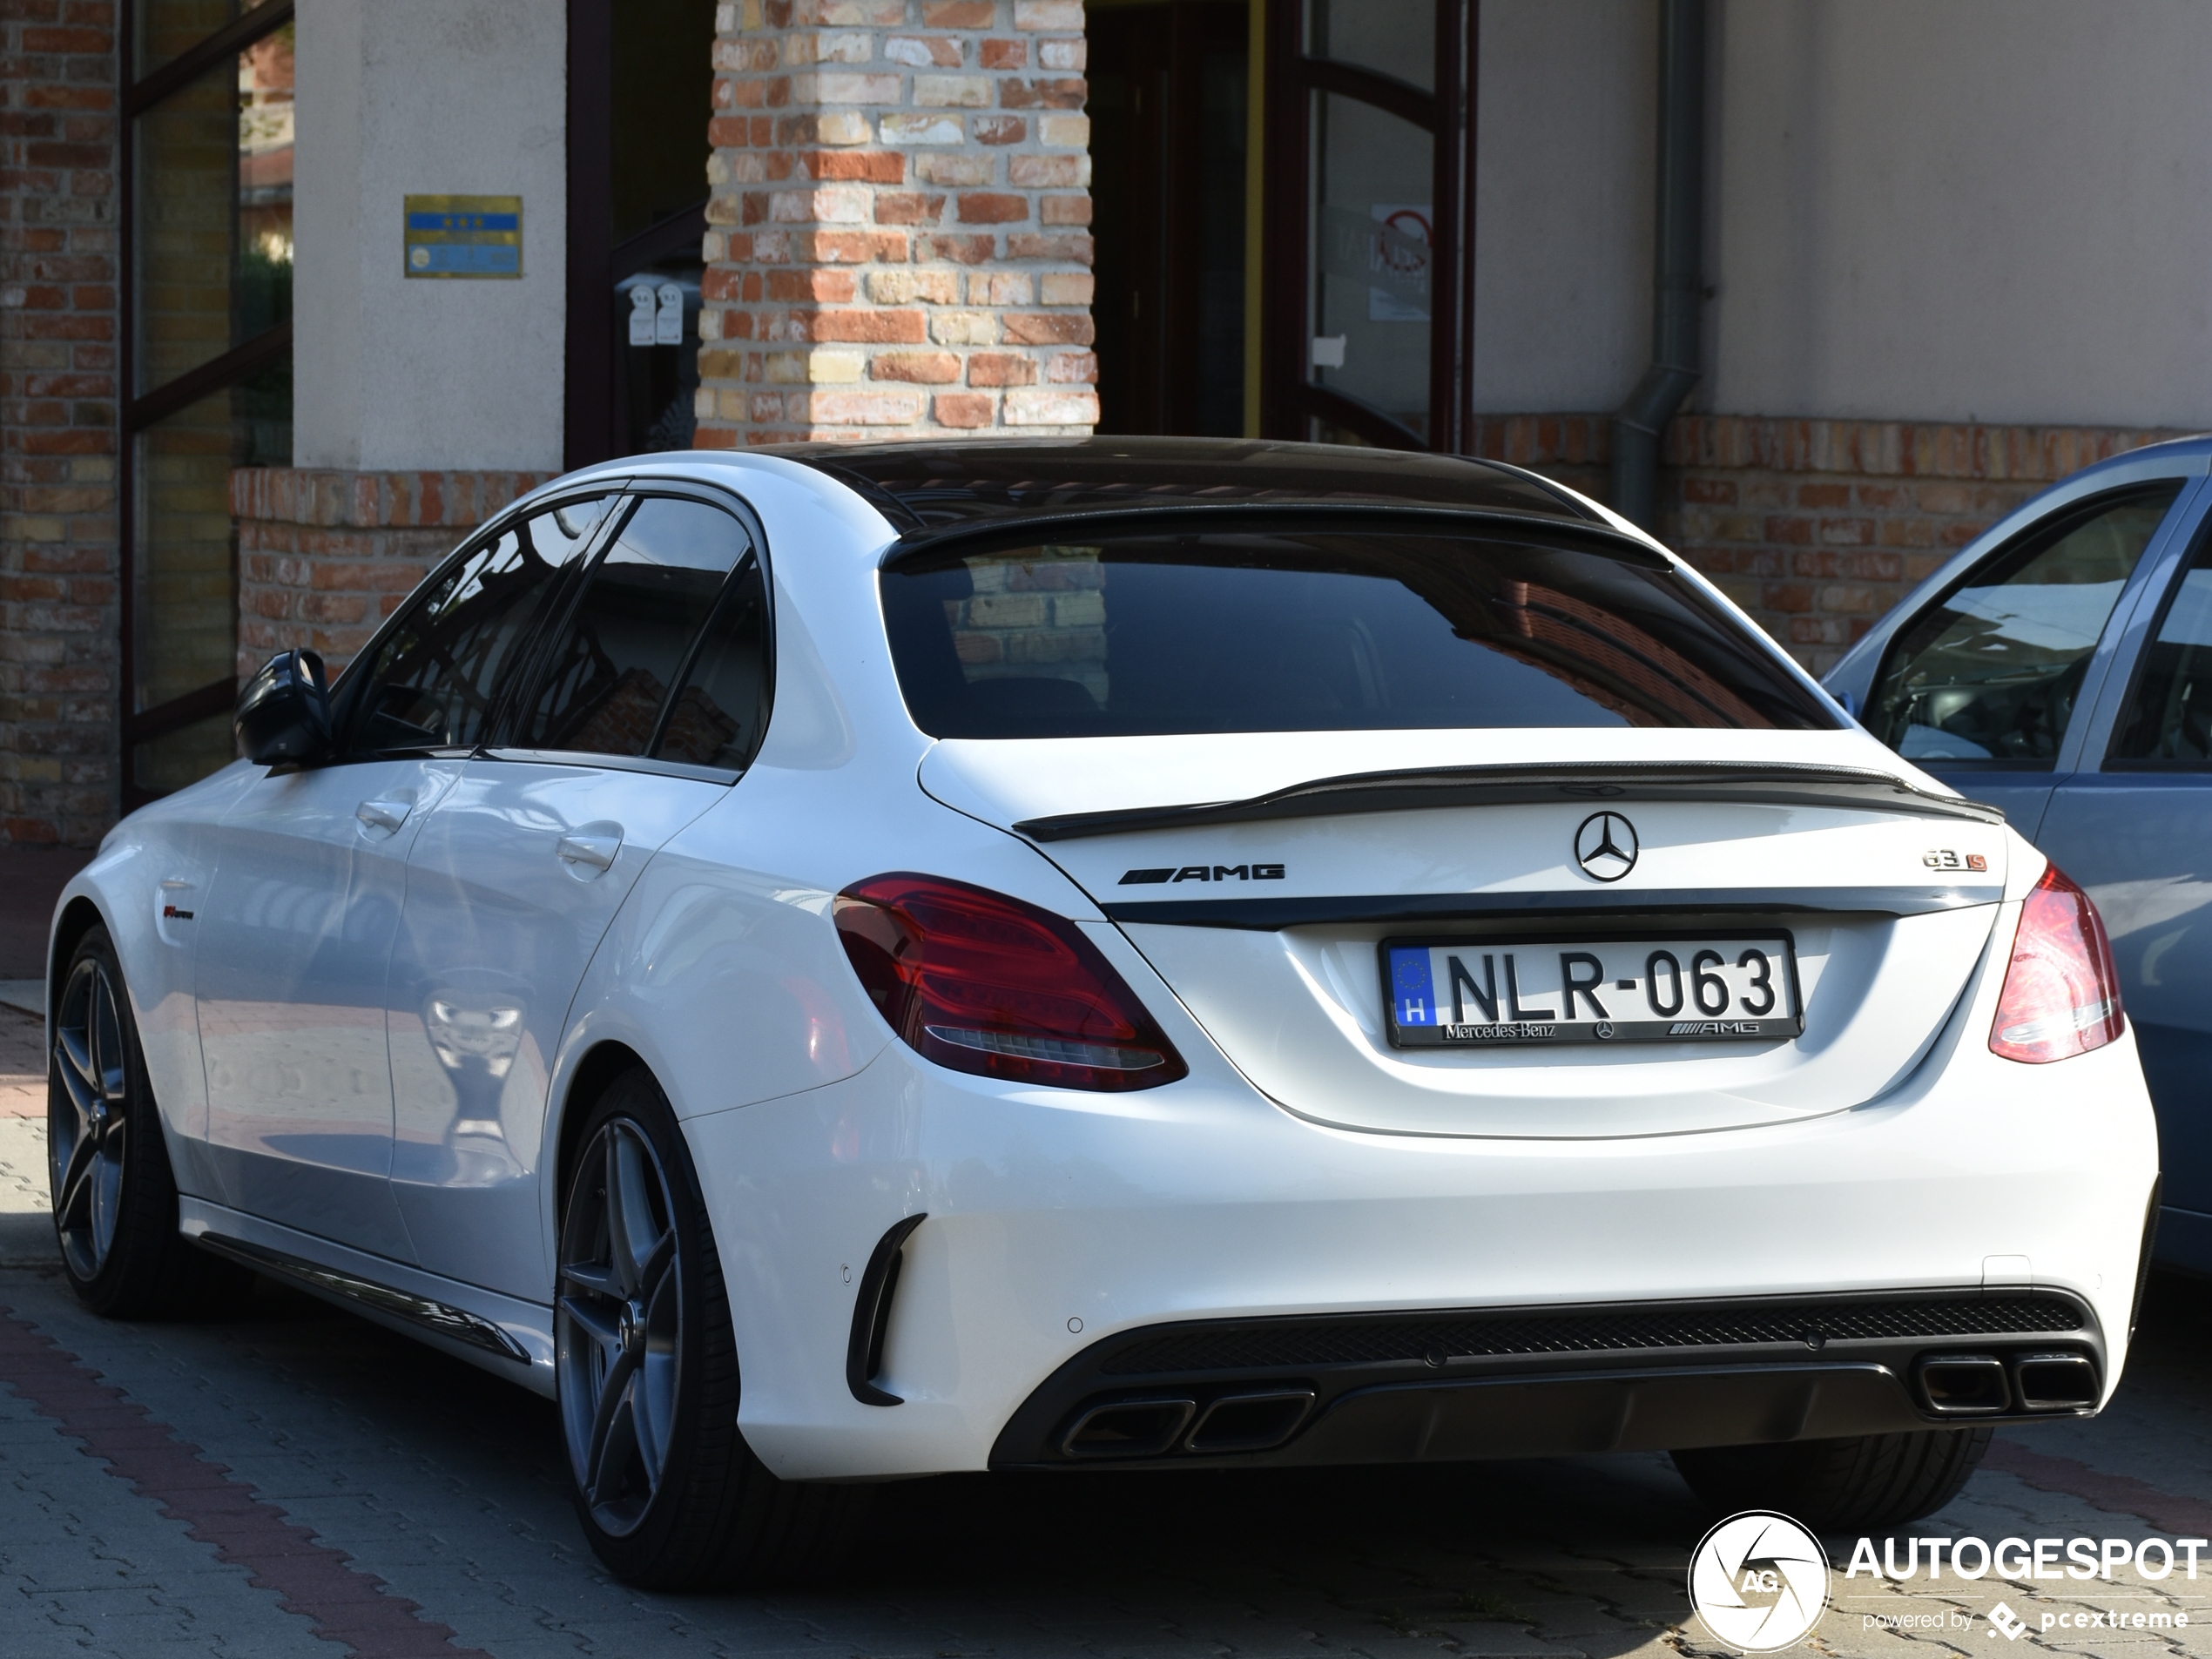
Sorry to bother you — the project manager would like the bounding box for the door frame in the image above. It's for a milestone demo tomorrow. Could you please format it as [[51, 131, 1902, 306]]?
[[1258, 0, 1477, 452]]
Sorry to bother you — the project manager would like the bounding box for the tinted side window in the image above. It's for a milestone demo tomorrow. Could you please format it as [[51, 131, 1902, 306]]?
[[655, 557, 768, 769], [2111, 534, 2212, 765], [348, 496, 611, 754], [517, 496, 753, 758], [1865, 482, 2182, 765]]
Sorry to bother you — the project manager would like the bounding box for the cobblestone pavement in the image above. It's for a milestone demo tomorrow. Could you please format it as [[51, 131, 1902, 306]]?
[[3, 1004, 2212, 1657]]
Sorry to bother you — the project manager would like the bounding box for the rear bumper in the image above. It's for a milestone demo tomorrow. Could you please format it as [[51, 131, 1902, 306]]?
[[683, 1010, 2158, 1481], [988, 1289, 2102, 1470]]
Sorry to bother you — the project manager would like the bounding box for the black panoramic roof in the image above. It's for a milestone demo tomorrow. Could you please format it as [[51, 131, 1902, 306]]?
[[779, 436, 1598, 535]]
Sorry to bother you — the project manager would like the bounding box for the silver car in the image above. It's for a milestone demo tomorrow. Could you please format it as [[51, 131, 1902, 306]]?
[[1826, 436, 2212, 1270]]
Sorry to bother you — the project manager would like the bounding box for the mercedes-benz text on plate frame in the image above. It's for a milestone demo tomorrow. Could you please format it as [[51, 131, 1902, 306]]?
[[1384, 933, 1804, 1046]]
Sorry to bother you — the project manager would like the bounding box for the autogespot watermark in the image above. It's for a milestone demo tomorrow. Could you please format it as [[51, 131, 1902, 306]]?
[[1843, 1532, 2209, 1581], [1687, 1516, 2207, 1652]]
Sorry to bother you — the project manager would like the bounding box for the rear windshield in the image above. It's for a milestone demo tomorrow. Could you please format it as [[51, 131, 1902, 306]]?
[[881, 530, 1837, 737]]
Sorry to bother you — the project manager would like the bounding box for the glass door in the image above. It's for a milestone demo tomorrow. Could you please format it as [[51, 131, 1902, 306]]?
[[121, 0, 297, 802], [1261, 0, 1474, 451]]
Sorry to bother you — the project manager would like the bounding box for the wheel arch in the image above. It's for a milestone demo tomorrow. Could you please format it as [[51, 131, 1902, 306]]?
[[553, 1038, 651, 1228], [49, 894, 107, 1013]]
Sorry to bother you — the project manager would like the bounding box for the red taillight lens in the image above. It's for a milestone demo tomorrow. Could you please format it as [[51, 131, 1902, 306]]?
[[833, 873, 1187, 1092], [1989, 863, 2125, 1064]]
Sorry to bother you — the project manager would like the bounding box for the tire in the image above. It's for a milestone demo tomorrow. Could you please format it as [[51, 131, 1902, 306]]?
[[554, 1066, 867, 1588], [1672, 1428, 1993, 1532], [49, 926, 213, 1317]]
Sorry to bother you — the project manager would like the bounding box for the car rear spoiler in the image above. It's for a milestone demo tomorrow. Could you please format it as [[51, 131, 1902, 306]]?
[[1011, 760, 2005, 842]]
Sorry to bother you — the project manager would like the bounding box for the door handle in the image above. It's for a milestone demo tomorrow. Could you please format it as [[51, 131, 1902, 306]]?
[[556, 832, 621, 874], [356, 799, 411, 835]]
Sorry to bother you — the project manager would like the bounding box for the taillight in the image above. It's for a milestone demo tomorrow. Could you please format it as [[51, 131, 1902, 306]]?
[[833, 873, 1187, 1092], [1989, 863, 2125, 1064]]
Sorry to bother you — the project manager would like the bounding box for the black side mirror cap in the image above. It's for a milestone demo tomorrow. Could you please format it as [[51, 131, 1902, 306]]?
[[235, 648, 334, 765]]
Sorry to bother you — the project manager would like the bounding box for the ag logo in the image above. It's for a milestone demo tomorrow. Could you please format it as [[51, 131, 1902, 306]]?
[[1574, 811, 1638, 881], [1687, 1511, 1831, 1652]]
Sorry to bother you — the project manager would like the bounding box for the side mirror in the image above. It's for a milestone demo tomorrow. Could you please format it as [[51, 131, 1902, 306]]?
[[235, 648, 334, 765]]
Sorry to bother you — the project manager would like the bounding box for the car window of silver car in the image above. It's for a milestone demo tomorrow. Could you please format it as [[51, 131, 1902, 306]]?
[[1864, 482, 2183, 766], [513, 495, 765, 764], [347, 495, 614, 756], [2109, 529, 2212, 765]]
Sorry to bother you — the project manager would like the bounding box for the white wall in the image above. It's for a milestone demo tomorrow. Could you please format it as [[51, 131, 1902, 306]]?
[[1708, 0, 2212, 427], [293, 0, 566, 471], [1473, 0, 1654, 414]]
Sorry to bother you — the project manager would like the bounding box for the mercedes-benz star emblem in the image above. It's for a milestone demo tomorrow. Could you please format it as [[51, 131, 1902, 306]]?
[[1574, 811, 1638, 882]]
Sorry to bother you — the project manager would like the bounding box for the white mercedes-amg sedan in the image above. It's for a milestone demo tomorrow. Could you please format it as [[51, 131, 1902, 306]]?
[[48, 439, 2156, 1585]]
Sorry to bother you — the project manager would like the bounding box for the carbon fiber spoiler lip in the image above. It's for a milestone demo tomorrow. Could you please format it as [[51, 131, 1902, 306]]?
[[1010, 761, 2005, 843]]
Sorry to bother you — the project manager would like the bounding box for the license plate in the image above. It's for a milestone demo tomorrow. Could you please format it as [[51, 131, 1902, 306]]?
[[1381, 934, 1804, 1047]]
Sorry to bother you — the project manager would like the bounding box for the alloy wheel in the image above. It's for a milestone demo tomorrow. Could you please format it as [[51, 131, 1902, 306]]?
[[50, 957, 129, 1281], [556, 1116, 684, 1536]]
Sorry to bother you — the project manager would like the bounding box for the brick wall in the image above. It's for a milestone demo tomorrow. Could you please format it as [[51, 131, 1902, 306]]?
[[695, 0, 1097, 447], [1473, 414, 2195, 677], [230, 469, 556, 680], [0, 0, 118, 846]]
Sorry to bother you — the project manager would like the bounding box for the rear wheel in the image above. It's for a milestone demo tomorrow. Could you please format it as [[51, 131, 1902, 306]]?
[[555, 1066, 866, 1588], [49, 927, 211, 1316], [1671, 1428, 1993, 1531]]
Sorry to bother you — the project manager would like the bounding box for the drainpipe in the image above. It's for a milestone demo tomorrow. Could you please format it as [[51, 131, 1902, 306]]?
[[1611, 0, 1706, 531]]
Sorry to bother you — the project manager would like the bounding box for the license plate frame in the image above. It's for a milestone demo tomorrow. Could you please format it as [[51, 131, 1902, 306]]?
[[1378, 928, 1806, 1049]]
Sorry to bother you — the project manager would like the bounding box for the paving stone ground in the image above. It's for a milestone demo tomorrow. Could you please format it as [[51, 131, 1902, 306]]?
[[2, 999, 2210, 1657]]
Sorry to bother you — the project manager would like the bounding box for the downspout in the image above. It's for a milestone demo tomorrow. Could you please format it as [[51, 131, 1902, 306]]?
[[1611, 0, 1706, 530]]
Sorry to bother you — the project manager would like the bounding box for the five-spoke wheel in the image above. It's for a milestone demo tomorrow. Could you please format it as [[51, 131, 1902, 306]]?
[[557, 1115, 683, 1537], [47, 924, 207, 1317], [551, 1069, 866, 1587], [51, 950, 132, 1282]]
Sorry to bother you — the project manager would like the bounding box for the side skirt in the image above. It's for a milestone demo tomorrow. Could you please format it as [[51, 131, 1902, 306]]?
[[178, 1197, 556, 1398]]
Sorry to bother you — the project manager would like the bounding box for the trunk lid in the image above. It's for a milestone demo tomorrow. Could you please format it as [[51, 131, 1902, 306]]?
[[922, 729, 2009, 1138]]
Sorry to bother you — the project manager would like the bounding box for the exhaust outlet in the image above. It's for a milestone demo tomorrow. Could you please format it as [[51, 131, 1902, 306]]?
[[1916, 1352, 2010, 1415], [1184, 1389, 1316, 1454], [1060, 1397, 1196, 1460], [2011, 1352, 2099, 1411]]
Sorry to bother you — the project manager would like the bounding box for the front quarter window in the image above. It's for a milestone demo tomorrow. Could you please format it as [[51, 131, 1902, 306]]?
[[1865, 482, 2182, 765]]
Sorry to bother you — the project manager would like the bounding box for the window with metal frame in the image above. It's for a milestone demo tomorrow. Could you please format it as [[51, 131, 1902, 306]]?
[[122, 0, 296, 801], [1864, 483, 2182, 767], [2109, 522, 2212, 767], [1261, 0, 1474, 453]]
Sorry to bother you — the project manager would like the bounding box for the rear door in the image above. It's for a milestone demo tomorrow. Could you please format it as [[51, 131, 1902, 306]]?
[[2038, 517, 2212, 1244], [386, 489, 771, 1298]]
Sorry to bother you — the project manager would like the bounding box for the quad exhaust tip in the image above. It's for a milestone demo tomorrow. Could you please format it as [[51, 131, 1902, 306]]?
[[1916, 1352, 2011, 1414], [1915, 1350, 2100, 1416], [2011, 1351, 2100, 1412], [1061, 1388, 1318, 1460]]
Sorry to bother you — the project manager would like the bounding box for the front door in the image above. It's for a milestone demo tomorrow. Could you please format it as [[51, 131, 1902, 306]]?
[[1858, 481, 2192, 838], [196, 489, 617, 1258], [386, 490, 771, 1298], [194, 757, 454, 1256]]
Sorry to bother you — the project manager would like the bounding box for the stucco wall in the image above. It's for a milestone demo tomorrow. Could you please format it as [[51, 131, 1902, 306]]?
[[1709, 0, 2212, 428], [1471, 0, 1654, 415], [293, 0, 567, 472]]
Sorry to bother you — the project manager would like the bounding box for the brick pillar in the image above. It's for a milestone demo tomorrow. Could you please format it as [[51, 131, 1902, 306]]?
[[0, 1, 120, 846], [230, 468, 556, 681], [696, 0, 1097, 447]]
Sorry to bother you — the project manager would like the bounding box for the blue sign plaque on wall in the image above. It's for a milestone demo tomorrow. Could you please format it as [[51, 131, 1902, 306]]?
[[403, 195, 522, 279]]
